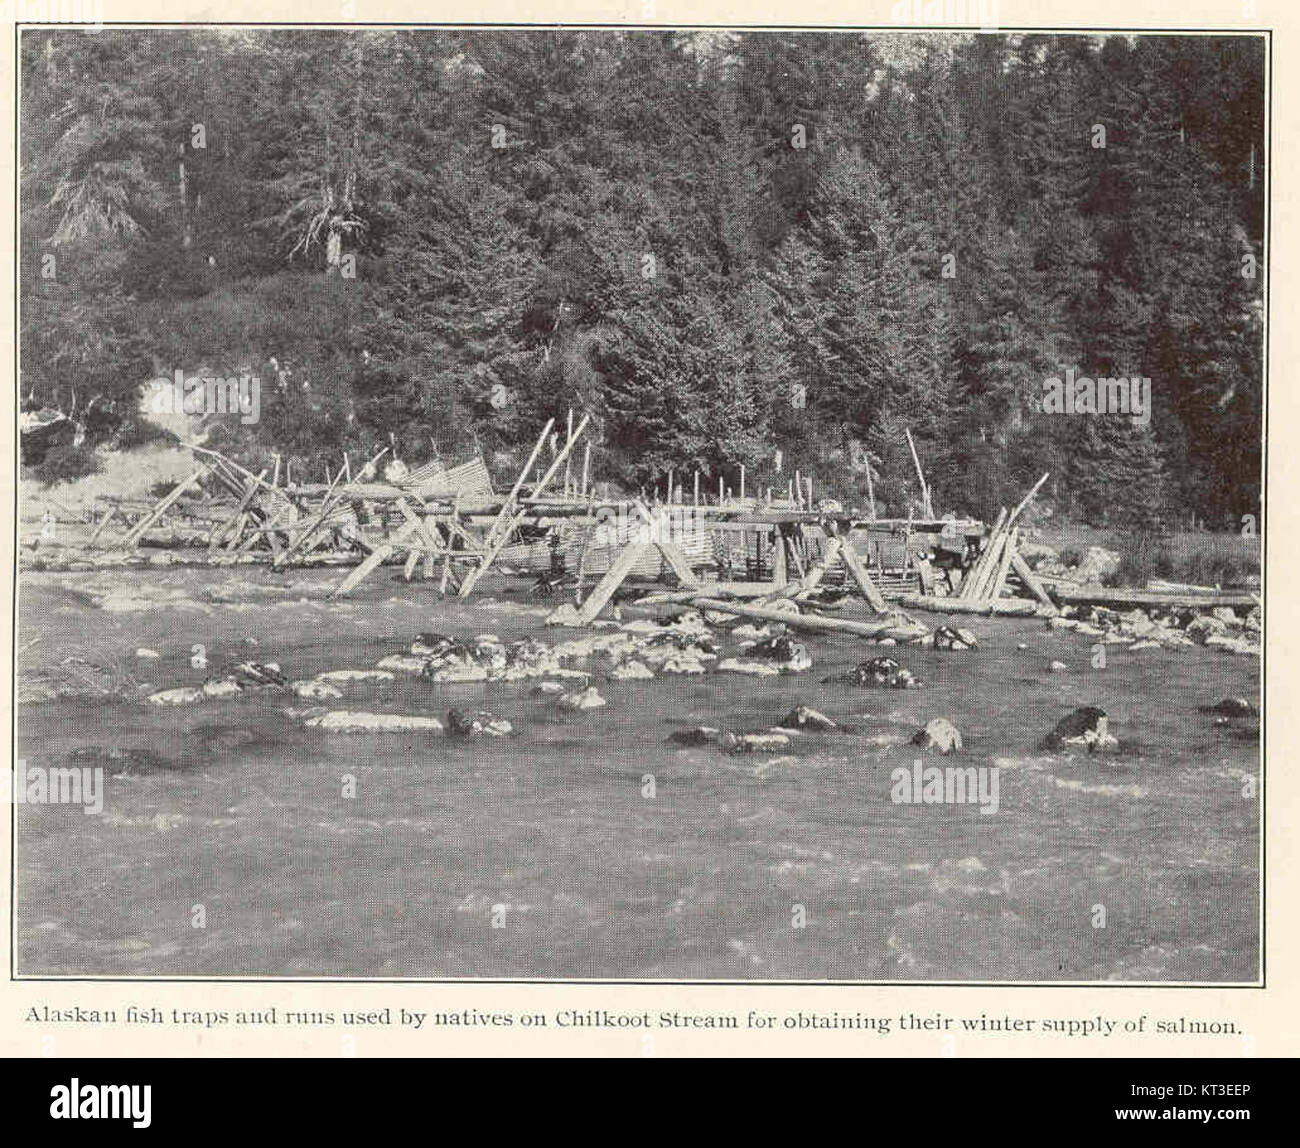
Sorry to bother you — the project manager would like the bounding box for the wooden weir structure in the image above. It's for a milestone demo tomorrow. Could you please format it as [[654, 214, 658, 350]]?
[[72, 413, 1067, 626]]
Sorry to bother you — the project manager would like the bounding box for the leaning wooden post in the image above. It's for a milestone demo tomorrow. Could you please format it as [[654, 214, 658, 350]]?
[[120, 468, 206, 551], [482, 418, 555, 550], [1011, 549, 1055, 608], [1006, 471, 1051, 529], [460, 415, 588, 598], [564, 409, 574, 497], [88, 504, 120, 547], [574, 540, 650, 624], [272, 463, 349, 568], [208, 469, 268, 552], [331, 522, 418, 598], [990, 526, 1018, 600], [573, 494, 598, 606], [833, 524, 890, 614]]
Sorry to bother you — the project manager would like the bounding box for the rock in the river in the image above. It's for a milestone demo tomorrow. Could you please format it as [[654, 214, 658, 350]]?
[[557, 686, 606, 710], [292, 679, 344, 700], [531, 681, 568, 696], [228, 661, 287, 688], [376, 653, 431, 674], [471, 634, 508, 671], [545, 603, 582, 627], [446, 709, 513, 737], [147, 686, 206, 706], [931, 626, 979, 652], [428, 663, 491, 683], [656, 651, 709, 675], [304, 711, 445, 733], [201, 677, 243, 698], [833, 656, 922, 689], [911, 718, 963, 754], [412, 632, 457, 657], [1040, 706, 1118, 752], [1186, 615, 1230, 643], [1204, 633, 1260, 657], [745, 635, 812, 672], [1048, 660, 1069, 674], [779, 705, 840, 732]]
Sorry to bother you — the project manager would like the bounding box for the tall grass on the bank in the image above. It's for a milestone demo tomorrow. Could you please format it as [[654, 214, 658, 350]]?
[[1107, 530, 1261, 589]]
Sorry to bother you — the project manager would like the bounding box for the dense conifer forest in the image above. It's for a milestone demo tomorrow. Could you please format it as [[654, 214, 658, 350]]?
[[20, 29, 1265, 528]]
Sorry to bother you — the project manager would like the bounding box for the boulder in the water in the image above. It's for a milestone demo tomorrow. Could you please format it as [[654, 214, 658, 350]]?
[[1040, 706, 1118, 752], [531, 681, 568, 696], [745, 635, 812, 672], [834, 656, 922, 689], [148, 686, 205, 706], [1048, 660, 1069, 674], [376, 653, 431, 674], [932, 626, 979, 652], [228, 661, 287, 688], [428, 663, 490, 683], [446, 709, 513, 737], [779, 705, 840, 732], [557, 686, 606, 710], [412, 633, 457, 657], [201, 677, 243, 698], [304, 711, 445, 733], [911, 718, 963, 754], [546, 603, 582, 627], [292, 679, 344, 700]]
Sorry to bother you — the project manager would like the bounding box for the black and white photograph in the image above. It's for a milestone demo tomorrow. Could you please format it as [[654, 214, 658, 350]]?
[[13, 24, 1264, 984]]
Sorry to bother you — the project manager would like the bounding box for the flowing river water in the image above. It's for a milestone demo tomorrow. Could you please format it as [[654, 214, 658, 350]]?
[[14, 567, 1260, 981]]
